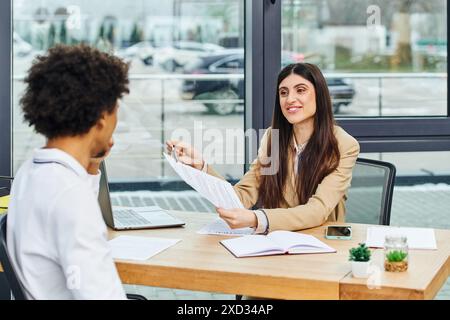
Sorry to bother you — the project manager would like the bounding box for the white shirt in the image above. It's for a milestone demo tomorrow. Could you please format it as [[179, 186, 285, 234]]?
[[292, 134, 309, 176], [6, 148, 126, 300]]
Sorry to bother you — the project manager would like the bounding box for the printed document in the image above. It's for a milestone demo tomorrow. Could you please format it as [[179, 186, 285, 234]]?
[[197, 218, 254, 236], [365, 226, 437, 250], [109, 235, 181, 261], [164, 153, 244, 210], [164, 153, 253, 236]]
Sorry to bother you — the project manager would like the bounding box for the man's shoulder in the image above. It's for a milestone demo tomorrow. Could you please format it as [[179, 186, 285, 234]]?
[[13, 158, 33, 179], [16, 159, 94, 210]]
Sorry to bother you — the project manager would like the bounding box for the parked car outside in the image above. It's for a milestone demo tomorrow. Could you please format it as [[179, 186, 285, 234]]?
[[181, 50, 355, 115], [117, 40, 226, 70], [325, 77, 356, 113], [153, 41, 225, 72], [116, 41, 155, 65], [181, 49, 244, 115]]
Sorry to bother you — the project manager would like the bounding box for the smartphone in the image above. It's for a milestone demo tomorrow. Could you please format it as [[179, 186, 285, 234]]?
[[325, 225, 352, 240]]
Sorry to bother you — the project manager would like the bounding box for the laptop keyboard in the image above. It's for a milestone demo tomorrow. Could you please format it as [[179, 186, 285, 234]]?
[[111, 191, 215, 213], [113, 209, 151, 227]]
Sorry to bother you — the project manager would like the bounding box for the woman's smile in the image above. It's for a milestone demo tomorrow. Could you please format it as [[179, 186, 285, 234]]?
[[286, 105, 303, 113]]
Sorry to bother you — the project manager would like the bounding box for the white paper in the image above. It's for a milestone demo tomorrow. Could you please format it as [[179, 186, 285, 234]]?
[[164, 153, 244, 210], [268, 231, 336, 253], [365, 226, 437, 250], [197, 218, 254, 236], [109, 235, 181, 261]]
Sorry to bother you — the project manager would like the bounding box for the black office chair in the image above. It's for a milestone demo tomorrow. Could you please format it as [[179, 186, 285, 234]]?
[[345, 158, 396, 226], [0, 214, 26, 300], [0, 176, 13, 212], [0, 214, 146, 300]]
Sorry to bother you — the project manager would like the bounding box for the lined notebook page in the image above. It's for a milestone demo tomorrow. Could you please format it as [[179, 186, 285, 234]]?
[[221, 231, 336, 258], [221, 235, 285, 257], [268, 231, 336, 253]]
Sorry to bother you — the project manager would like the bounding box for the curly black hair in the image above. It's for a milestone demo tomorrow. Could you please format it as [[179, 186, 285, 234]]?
[[21, 44, 130, 139]]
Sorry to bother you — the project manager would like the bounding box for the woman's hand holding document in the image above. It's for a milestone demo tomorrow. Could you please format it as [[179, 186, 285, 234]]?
[[221, 231, 336, 258], [163, 148, 254, 236], [163, 152, 244, 210]]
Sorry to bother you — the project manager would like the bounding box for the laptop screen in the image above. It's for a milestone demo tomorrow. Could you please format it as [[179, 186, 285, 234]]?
[[98, 161, 115, 228]]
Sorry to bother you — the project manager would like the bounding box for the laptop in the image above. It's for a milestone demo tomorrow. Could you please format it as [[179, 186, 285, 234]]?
[[98, 162, 185, 230]]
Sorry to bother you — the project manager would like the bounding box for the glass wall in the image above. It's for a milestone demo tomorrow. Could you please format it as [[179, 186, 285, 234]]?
[[13, 0, 245, 184], [282, 0, 447, 116]]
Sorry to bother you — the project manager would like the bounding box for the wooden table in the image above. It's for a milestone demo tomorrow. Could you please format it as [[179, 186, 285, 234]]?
[[110, 211, 450, 300]]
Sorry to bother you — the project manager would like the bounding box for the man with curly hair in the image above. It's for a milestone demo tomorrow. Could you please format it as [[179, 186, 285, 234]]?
[[6, 45, 130, 299]]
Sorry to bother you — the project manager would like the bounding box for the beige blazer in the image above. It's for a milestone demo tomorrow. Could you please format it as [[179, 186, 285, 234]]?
[[207, 125, 360, 232]]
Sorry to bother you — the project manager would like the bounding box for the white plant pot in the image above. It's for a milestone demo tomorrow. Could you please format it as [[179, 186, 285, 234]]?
[[351, 261, 371, 278]]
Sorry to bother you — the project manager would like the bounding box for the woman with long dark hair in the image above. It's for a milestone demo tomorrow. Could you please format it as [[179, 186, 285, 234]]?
[[167, 63, 359, 233]]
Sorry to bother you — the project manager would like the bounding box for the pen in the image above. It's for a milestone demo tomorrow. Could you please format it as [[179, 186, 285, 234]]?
[[172, 145, 179, 162]]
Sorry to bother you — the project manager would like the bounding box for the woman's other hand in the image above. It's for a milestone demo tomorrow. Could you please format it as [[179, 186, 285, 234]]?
[[216, 208, 258, 229], [166, 139, 205, 170]]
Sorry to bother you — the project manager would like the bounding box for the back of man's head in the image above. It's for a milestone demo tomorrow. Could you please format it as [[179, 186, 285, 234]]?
[[20, 45, 130, 139]]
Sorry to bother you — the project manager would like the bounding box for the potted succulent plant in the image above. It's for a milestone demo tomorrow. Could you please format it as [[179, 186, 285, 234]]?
[[349, 243, 372, 278], [384, 250, 408, 272]]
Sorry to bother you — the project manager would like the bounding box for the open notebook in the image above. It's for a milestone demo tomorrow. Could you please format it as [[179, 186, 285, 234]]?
[[220, 230, 336, 258]]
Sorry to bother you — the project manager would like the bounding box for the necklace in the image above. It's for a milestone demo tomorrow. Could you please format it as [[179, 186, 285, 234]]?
[[296, 140, 308, 155]]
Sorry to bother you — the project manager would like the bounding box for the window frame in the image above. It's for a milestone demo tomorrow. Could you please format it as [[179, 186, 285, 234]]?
[[0, 0, 12, 181], [252, 0, 450, 153], [245, 0, 281, 165]]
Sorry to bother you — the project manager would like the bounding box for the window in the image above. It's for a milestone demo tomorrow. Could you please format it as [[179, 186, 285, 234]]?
[[11, 0, 246, 188], [281, 0, 447, 117]]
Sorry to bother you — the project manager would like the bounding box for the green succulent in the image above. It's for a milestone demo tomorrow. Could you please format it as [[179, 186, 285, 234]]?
[[386, 250, 408, 262], [349, 243, 371, 262]]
